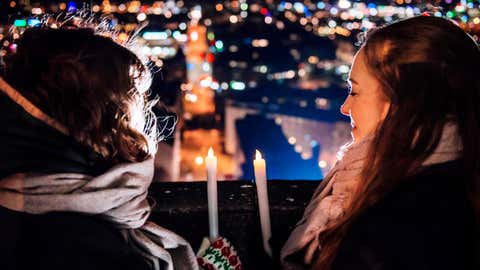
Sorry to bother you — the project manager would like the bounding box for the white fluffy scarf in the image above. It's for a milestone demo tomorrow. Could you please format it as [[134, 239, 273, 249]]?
[[281, 122, 462, 269]]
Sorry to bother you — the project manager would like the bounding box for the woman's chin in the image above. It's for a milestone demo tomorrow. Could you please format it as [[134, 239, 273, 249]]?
[[351, 128, 362, 142]]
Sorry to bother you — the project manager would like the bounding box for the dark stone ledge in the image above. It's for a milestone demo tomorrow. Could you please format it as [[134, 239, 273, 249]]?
[[148, 180, 319, 269]]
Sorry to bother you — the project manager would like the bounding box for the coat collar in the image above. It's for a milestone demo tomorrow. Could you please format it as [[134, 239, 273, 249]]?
[[0, 77, 68, 135]]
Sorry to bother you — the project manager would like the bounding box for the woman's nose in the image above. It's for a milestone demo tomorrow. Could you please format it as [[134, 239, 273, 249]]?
[[340, 98, 350, 116]]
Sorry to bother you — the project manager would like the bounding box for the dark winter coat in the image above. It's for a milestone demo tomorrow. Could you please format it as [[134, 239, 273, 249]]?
[[0, 88, 151, 270]]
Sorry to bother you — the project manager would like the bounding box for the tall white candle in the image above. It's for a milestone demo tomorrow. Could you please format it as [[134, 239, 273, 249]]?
[[206, 147, 218, 242], [253, 150, 272, 257]]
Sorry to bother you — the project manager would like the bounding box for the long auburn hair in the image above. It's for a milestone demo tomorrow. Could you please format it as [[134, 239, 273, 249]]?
[[4, 28, 157, 164], [314, 16, 480, 269]]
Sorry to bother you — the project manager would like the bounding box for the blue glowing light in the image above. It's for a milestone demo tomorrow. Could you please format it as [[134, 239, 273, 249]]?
[[67, 1, 77, 12], [27, 18, 42, 27]]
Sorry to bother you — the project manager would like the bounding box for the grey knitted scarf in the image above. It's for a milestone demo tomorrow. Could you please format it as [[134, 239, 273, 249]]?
[[0, 158, 198, 270]]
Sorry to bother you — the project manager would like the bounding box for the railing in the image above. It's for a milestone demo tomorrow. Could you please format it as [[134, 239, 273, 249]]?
[[148, 180, 319, 269]]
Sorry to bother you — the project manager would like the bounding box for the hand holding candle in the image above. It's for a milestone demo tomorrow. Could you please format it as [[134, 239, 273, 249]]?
[[254, 150, 272, 257], [206, 147, 218, 242]]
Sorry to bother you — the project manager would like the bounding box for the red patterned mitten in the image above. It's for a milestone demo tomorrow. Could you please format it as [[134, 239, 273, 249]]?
[[197, 237, 242, 270]]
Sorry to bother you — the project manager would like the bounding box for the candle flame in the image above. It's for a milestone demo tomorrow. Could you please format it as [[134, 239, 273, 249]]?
[[255, 149, 262, 160], [208, 147, 214, 157]]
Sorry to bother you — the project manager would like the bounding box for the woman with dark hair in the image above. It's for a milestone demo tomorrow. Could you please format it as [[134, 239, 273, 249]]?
[[0, 28, 197, 270], [282, 16, 479, 270]]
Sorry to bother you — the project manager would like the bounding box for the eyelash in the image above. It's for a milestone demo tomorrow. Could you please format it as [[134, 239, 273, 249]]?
[[347, 85, 357, 96]]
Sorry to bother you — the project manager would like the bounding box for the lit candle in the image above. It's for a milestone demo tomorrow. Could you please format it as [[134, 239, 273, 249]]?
[[254, 150, 272, 257], [206, 147, 218, 242]]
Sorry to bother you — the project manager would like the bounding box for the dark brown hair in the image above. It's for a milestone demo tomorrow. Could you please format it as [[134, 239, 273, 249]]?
[[4, 28, 157, 164], [314, 16, 480, 269]]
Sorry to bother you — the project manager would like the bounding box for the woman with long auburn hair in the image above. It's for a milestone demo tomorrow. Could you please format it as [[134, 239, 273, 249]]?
[[282, 15, 479, 270], [0, 28, 197, 270]]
